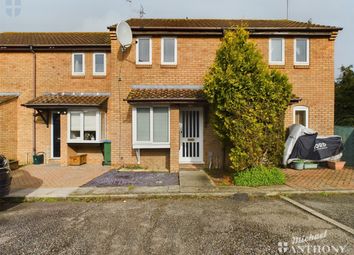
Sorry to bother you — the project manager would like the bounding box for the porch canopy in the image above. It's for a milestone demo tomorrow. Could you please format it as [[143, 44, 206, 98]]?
[[125, 85, 206, 104], [125, 85, 301, 105], [22, 92, 109, 126], [0, 92, 20, 105]]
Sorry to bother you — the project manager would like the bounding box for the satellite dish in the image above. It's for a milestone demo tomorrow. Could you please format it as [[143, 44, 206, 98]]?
[[117, 21, 133, 51]]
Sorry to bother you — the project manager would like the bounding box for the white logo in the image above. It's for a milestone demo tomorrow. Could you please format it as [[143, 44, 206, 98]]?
[[292, 230, 327, 244], [5, 0, 21, 17], [277, 231, 348, 254], [314, 142, 327, 151], [278, 242, 289, 253]]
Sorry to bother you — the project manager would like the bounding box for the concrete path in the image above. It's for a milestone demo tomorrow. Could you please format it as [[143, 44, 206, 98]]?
[[8, 187, 78, 198], [179, 170, 214, 188]]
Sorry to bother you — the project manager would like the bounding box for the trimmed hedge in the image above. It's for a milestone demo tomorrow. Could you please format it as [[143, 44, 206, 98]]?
[[234, 165, 286, 187]]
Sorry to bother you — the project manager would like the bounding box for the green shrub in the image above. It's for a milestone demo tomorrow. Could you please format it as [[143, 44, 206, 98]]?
[[234, 165, 286, 187], [204, 27, 292, 171]]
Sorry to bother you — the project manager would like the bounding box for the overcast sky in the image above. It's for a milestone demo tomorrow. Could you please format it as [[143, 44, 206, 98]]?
[[1, 0, 353, 77]]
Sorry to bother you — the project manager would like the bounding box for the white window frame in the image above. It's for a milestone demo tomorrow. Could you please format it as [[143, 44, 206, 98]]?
[[294, 38, 310, 65], [67, 109, 103, 143], [93, 53, 106, 76], [293, 106, 309, 128], [132, 106, 170, 149], [269, 38, 285, 65], [72, 53, 85, 76], [161, 37, 177, 65], [136, 37, 152, 65]]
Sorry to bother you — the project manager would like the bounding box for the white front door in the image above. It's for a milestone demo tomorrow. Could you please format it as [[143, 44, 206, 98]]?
[[179, 108, 203, 163]]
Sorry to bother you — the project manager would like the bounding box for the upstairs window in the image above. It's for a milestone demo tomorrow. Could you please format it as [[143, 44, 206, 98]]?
[[293, 106, 309, 127], [133, 107, 170, 148], [136, 37, 152, 65], [161, 37, 177, 65], [93, 53, 106, 76], [72, 53, 85, 75], [269, 38, 285, 65], [294, 38, 309, 65]]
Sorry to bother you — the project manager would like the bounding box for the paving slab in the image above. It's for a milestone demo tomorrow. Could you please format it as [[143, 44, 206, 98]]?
[[6, 188, 77, 198], [88, 187, 129, 195], [167, 185, 180, 193], [179, 170, 214, 188]]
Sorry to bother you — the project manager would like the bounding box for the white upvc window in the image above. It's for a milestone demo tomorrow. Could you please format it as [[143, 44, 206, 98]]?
[[132, 106, 170, 148], [93, 53, 106, 76], [72, 53, 85, 75], [294, 38, 310, 65], [136, 37, 152, 65], [161, 37, 177, 65], [269, 38, 285, 65], [293, 106, 309, 128], [67, 109, 106, 143]]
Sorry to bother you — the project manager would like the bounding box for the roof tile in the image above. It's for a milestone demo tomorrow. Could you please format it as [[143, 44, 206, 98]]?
[[23, 93, 109, 108], [0, 95, 18, 105], [0, 32, 110, 46], [123, 18, 341, 31], [126, 88, 205, 103]]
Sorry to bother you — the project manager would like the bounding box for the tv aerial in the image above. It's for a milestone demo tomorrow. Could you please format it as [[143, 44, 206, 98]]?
[[139, 4, 146, 18], [116, 21, 133, 52]]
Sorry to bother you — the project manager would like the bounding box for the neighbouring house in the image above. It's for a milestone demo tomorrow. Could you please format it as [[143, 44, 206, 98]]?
[[0, 19, 342, 171]]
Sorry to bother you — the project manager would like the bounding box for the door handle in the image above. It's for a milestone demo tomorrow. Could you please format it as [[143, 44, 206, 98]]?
[[187, 138, 195, 142], [57, 138, 61, 141]]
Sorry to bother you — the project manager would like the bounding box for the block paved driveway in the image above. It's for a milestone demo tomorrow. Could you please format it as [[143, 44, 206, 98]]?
[[10, 164, 110, 190], [284, 168, 354, 190]]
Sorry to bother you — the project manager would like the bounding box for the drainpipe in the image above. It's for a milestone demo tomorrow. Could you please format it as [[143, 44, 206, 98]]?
[[30, 45, 37, 155]]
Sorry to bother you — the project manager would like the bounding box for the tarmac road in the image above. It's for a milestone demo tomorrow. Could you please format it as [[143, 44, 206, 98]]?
[[0, 196, 353, 255], [291, 193, 354, 229]]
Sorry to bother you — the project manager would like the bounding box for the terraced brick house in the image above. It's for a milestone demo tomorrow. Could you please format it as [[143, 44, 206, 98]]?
[[0, 19, 341, 171]]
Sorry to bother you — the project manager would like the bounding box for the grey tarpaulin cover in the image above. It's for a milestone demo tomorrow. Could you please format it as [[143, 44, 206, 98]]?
[[283, 124, 344, 166]]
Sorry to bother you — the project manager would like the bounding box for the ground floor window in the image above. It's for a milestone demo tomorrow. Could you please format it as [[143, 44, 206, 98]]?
[[293, 106, 308, 127], [68, 109, 106, 143], [132, 106, 169, 148]]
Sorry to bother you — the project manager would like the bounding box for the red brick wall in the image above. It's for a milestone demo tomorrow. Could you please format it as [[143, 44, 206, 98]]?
[[0, 52, 111, 164], [0, 32, 336, 169], [253, 37, 335, 135], [110, 34, 336, 170], [0, 99, 18, 159]]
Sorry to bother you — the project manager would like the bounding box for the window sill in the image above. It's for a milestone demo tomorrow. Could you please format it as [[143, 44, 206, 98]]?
[[93, 74, 107, 79], [294, 65, 310, 69], [161, 64, 177, 68], [67, 140, 104, 144], [71, 74, 85, 79], [133, 143, 170, 149], [136, 63, 152, 68], [269, 64, 285, 69]]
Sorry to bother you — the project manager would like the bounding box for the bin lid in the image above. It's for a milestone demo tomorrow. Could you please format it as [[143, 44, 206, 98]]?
[[103, 140, 111, 143]]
